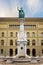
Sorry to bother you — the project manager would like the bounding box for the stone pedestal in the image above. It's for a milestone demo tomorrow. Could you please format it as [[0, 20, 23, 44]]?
[[17, 41, 27, 57]]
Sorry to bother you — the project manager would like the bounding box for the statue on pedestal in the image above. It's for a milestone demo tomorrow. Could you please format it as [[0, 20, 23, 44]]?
[[18, 7, 25, 18]]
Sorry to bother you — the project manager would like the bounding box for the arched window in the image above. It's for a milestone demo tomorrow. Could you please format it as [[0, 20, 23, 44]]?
[[32, 40, 36, 45], [1, 49, 3, 54], [41, 40, 43, 45], [42, 49, 43, 54], [27, 40, 30, 45], [41, 32, 43, 37], [2, 32, 4, 37], [1, 40, 4, 45], [16, 32, 17, 37], [10, 40, 13, 45], [15, 48, 18, 55], [26, 49, 30, 56], [32, 49, 36, 56], [15, 40, 17, 45], [10, 32, 13, 37], [32, 32, 35, 37], [9, 49, 13, 56], [27, 32, 30, 37]]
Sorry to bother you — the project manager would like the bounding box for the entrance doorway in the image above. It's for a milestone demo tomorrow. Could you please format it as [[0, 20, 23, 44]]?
[[15, 48, 18, 55], [9, 49, 13, 56], [27, 49, 30, 56], [32, 49, 36, 56]]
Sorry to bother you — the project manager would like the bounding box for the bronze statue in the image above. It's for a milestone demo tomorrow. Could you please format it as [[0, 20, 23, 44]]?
[[18, 7, 25, 18]]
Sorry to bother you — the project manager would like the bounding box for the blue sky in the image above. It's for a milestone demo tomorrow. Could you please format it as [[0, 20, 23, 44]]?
[[0, 0, 43, 17]]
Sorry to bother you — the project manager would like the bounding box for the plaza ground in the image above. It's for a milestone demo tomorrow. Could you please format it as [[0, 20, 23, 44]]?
[[0, 62, 43, 65], [0, 58, 43, 65]]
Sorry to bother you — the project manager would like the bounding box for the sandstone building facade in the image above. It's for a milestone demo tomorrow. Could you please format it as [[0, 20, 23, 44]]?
[[0, 18, 43, 57]]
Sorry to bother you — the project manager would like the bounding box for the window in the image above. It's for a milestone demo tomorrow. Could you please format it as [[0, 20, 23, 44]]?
[[2, 32, 4, 37], [42, 49, 43, 54], [32, 40, 36, 45], [32, 32, 35, 37], [15, 48, 18, 55], [24, 25, 36, 28], [9, 49, 13, 56], [27, 49, 30, 56], [32, 49, 36, 56], [9, 25, 19, 28], [27, 32, 30, 37], [41, 32, 43, 37], [41, 40, 43, 45], [16, 32, 17, 37], [1, 49, 3, 54], [27, 40, 30, 45], [10, 40, 13, 45], [15, 40, 17, 45], [10, 32, 13, 37], [9, 25, 36, 29], [1, 40, 4, 45]]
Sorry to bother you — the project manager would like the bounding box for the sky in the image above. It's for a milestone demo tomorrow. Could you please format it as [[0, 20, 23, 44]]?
[[0, 0, 43, 17]]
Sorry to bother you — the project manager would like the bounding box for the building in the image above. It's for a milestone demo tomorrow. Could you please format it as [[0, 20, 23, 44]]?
[[0, 18, 43, 57]]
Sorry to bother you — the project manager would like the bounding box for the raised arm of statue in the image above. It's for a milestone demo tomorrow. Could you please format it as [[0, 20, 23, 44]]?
[[17, 7, 19, 11]]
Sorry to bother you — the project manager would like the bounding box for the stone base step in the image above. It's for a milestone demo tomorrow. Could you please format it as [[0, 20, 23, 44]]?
[[13, 60, 31, 62], [12, 58, 31, 62]]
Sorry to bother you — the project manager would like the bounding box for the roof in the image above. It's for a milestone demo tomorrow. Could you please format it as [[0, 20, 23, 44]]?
[[0, 17, 43, 22]]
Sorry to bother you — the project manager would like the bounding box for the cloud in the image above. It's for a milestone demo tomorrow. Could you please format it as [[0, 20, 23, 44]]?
[[27, 0, 42, 15], [0, 0, 43, 17], [0, 0, 18, 17], [9, 4, 18, 17]]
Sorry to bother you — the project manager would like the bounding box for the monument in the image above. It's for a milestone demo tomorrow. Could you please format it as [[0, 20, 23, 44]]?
[[17, 7, 27, 57], [0, 8, 41, 63]]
